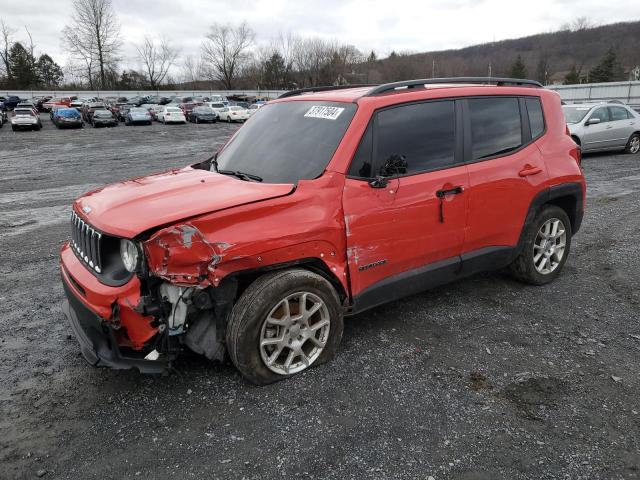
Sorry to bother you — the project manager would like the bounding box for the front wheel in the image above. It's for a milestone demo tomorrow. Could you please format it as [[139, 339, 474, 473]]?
[[625, 133, 640, 154], [226, 269, 344, 385], [510, 205, 572, 285]]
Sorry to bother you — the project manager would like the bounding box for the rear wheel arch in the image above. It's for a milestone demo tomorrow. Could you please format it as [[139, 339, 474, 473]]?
[[571, 135, 581, 146], [517, 183, 584, 252]]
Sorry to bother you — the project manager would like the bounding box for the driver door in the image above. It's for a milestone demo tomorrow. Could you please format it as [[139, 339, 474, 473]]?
[[343, 100, 469, 307]]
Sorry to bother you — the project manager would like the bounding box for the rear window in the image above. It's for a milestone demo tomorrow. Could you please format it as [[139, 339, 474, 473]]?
[[14, 109, 34, 116], [525, 98, 545, 139], [166, 108, 182, 113], [217, 101, 357, 184], [469, 97, 522, 160]]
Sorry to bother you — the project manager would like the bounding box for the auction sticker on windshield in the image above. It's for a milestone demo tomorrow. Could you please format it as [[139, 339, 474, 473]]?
[[304, 105, 345, 120]]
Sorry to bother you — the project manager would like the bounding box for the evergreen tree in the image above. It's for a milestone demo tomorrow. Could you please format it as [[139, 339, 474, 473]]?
[[8, 42, 37, 88], [589, 47, 624, 82], [563, 65, 581, 85], [262, 52, 287, 89], [36, 54, 63, 87], [509, 55, 527, 79]]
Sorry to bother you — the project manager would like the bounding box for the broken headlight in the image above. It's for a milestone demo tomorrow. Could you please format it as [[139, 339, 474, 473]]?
[[120, 239, 140, 272]]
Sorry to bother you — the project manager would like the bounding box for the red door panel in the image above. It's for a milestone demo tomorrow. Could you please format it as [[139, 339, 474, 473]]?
[[343, 165, 469, 297], [464, 143, 547, 252]]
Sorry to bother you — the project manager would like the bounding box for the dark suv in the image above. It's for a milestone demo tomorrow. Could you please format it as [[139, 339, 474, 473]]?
[[60, 77, 585, 384]]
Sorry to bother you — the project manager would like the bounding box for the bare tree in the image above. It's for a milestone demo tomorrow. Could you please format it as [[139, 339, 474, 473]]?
[[0, 19, 16, 80], [201, 22, 255, 89], [63, 0, 121, 88], [135, 36, 179, 89], [181, 54, 204, 85]]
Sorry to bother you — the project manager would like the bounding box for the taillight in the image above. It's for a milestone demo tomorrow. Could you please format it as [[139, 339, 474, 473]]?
[[570, 146, 582, 166]]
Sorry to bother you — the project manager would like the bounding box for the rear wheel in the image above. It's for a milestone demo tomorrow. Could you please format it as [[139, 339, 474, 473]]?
[[625, 133, 640, 154], [226, 269, 343, 385], [510, 205, 572, 285]]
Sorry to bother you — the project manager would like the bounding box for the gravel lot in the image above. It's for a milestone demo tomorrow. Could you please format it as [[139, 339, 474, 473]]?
[[1, 115, 639, 480]]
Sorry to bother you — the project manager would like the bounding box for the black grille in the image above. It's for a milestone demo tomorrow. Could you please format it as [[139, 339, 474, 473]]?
[[71, 211, 103, 273]]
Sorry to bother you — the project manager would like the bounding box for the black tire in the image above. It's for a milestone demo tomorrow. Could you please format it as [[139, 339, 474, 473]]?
[[226, 269, 344, 385], [195, 117, 199, 124], [11, 125, 16, 132], [510, 205, 572, 285], [34, 124, 41, 131], [624, 133, 640, 154]]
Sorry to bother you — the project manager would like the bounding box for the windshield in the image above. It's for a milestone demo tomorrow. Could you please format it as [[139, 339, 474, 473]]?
[[563, 106, 592, 124], [229, 106, 244, 111], [216, 101, 357, 184], [131, 108, 148, 113]]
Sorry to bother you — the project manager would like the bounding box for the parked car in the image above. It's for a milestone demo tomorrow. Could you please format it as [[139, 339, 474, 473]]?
[[69, 100, 85, 111], [247, 104, 263, 116], [91, 109, 118, 128], [11, 108, 42, 131], [115, 104, 132, 122], [158, 106, 186, 124], [218, 105, 250, 122], [205, 102, 227, 115], [563, 102, 640, 154], [35, 96, 53, 111], [52, 108, 83, 129], [125, 107, 153, 125], [59, 78, 585, 384], [42, 97, 72, 112], [1, 96, 24, 111], [188, 106, 218, 123], [16, 102, 39, 115], [142, 104, 162, 121], [0, 109, 6, 127], [179, 102, 203, 116], [83, 102, 108, 123]]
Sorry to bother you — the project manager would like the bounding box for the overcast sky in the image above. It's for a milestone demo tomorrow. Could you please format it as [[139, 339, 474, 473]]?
[[2, 0, 640, 71]]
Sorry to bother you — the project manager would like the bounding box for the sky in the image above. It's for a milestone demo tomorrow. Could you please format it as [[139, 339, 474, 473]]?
[[2, 0, 640, 72]]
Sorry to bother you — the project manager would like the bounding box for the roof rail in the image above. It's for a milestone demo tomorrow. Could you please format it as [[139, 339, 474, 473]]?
[[278, 84, 374, 99], [366, 77, 543, 96]]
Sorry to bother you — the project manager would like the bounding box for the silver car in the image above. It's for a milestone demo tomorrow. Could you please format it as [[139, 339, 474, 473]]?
[[564, 103, 640, 154]]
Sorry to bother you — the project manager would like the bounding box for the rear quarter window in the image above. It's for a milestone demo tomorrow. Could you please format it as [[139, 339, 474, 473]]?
[[525, 97, 545, 139]]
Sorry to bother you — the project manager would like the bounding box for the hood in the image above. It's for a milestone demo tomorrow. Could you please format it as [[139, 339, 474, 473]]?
[[74, 167, 295, 238]]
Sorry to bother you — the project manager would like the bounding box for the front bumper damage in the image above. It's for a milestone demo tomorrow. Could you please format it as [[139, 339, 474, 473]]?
[[62, 279, 168, 374]]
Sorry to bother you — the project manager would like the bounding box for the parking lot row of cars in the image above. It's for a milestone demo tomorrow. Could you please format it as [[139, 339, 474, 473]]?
[[0, 94, 263, 131]]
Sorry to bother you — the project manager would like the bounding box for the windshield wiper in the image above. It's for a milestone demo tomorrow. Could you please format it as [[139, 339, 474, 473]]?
[[217, 169, 263, 182]]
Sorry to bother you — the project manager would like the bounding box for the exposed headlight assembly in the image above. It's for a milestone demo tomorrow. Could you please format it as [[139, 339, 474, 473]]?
[[120, 239, 140, 272]]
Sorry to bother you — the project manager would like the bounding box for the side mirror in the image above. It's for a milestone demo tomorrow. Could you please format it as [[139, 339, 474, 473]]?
[[369, 175, 388, 189], [586, 117, 601, 126]]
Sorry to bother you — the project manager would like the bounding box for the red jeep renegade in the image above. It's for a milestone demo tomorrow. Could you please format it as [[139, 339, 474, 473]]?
[[60, 77, 585, 384]]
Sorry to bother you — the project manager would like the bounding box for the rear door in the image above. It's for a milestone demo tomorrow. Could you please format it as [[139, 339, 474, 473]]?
[[581, 106, 614, 151], [343, 99, 469, 299], [463, 96, 547, 264], [608, 106, 636, 148]]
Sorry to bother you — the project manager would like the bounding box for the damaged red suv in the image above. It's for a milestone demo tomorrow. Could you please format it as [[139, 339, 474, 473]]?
[[61, 77, 585, 384]]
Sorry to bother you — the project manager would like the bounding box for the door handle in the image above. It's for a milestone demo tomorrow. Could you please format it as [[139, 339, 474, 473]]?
[[436, 186, 463, 198], [518, 165, 542, 177]]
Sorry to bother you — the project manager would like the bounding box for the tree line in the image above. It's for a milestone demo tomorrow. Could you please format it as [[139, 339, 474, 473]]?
[[1, 2, 638, 91]]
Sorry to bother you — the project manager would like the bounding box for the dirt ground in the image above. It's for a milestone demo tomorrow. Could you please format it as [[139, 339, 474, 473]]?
[[1, 115, 639, 480]]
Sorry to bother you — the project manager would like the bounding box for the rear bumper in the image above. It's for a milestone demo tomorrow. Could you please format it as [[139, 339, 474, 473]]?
[[62, 273, 168, 374]]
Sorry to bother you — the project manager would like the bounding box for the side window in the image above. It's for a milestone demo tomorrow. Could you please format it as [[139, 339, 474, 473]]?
[[469, 97, 522, 159], [609, 106, 630, 121], [525, 97, 545, 139], [589, 107, 610, 123], [348, 123, 373, 178], [374, 100, 456, 174]]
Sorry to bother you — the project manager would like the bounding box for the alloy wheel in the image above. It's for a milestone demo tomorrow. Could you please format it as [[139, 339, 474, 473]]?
[[533, 218, 566, 274], [630, 136, 640, 154], [259, 292, 330, 375]]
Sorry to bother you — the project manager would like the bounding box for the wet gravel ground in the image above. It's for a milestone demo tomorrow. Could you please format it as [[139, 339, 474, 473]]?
[[1, 115, 639, 480]]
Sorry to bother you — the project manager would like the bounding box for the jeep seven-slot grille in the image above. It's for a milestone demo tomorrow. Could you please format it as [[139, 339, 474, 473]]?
[[71, 211, 102, 273]]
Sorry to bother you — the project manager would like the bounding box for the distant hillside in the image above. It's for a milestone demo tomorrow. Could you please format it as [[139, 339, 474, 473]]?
[[365, 21, 640, 85]]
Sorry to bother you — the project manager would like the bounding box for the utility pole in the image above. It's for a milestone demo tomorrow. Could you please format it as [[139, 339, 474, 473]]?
[[488, 62, 492, 77]]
